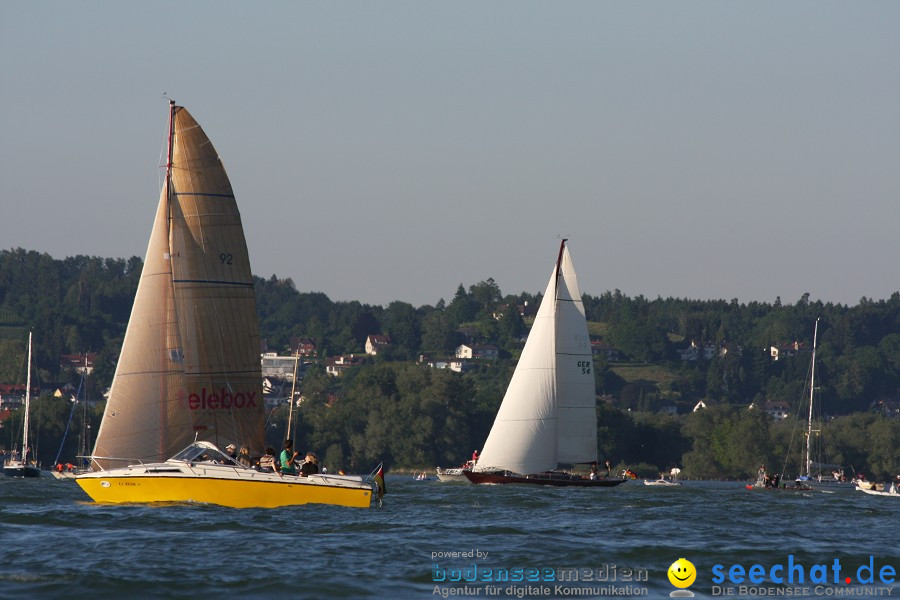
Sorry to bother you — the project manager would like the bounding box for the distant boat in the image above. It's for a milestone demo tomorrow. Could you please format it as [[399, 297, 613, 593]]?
[[2, 332, 41, 478], [75, 102, 375, 508], [435, 467, 470, 483], [644, 468, 682, 487], [856, 479, 900, 497], [464, 240, 625, 488], [794, 319, 850, 492]]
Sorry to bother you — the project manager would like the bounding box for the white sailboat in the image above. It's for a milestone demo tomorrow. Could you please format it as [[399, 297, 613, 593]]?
[[794, 318, 849, 491], [464, 240, 625, 487], [3, 332, 41, 478], [75, 102, 374, 508]]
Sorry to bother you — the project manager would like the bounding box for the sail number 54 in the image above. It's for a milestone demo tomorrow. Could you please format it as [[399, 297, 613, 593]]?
[[577, 360, 591, 374]]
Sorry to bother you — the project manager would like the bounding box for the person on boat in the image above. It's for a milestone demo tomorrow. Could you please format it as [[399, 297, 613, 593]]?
[[280, 439, 301, 475], [605, 460, 612, 476], [469, 449, 479, 469], [225, 444, 237, 460], [589, 463, 598, 481], [237, 445, 252, 468], [299, 452, 319, 476], [257, 447, 278, 473]]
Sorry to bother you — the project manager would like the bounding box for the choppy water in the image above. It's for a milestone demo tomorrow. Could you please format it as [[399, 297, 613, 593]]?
[[1, 476, 897, 599]]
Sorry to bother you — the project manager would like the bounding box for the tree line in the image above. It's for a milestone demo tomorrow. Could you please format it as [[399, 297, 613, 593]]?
[[1, 248, 898, 479]]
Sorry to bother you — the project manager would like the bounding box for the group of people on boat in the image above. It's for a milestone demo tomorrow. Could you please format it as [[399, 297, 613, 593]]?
[[201, 438, 324, 477], [272, 439, 321, 477], [756, 465, 782, 488]]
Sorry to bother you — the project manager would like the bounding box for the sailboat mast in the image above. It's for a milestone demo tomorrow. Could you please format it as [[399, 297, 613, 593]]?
[[553, 239, 567, 304], [804, 318, 819, 479], [23, 332, 32, 463], [165, 100, 176, 201], [287, 351, 299, 440]]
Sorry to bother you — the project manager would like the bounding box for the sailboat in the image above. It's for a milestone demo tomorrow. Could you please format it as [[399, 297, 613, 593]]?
[[464, 240, 626, 488], [75, 102, 374, 508], [793, 318, 848, 492], [3, 332, 41, 478], [747, 320, 832, 493]]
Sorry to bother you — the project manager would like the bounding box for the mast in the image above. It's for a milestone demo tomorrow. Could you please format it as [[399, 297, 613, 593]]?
[[165, 100, 176, 203], [804, 318, 819, 479], [23, 332, 32, 464], [164, 99, 176, 250], [552, 238, 566, 467], [554, 239, 567, 300], [287, 351, 300, 440]]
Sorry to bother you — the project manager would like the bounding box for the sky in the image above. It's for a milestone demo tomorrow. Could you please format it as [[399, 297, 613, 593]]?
[[2, 2, 898, 308]]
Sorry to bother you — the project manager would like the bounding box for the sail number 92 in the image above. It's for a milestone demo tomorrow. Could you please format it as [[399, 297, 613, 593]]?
[[577, 360, 591, 374]]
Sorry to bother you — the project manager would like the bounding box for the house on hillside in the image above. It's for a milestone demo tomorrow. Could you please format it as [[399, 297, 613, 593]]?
[[60, 353, 97, 375], [260, 353, 306, 381], [325, 354, 367, 377], [770, 341, 806, 361], [455, 343, 499, 360], [420, 355, 476, 374], [763, 400, 791, 421], [365, 334, 392, 355], [289, 337, 317, 357]]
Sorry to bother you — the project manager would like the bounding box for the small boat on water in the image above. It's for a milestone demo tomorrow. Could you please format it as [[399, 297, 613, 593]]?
[[464, 240, 625, 489], [856, 478, 900, 498], [644, 468, 682, 487], [435, 467, 470, 483], [75, 102, 376, 508], [2, 332, 41, 479]]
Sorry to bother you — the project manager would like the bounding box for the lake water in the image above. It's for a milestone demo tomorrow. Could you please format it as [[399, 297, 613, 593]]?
[[1, 476, 897, 599]]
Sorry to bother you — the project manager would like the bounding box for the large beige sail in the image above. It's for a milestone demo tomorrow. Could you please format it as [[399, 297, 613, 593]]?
[[92, 105, 264, 469]]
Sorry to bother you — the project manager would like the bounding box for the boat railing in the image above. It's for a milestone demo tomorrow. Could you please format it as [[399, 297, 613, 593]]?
[[87, 455, 151, 472]]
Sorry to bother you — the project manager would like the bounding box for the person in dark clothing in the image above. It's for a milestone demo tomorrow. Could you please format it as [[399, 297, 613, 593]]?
[[300, 452, 319, 476]]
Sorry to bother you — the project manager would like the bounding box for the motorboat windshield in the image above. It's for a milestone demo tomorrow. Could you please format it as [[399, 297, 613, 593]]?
[[170, 442, 235, 465]]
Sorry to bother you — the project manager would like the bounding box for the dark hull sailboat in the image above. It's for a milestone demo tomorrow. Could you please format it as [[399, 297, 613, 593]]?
[[468, 241, 623, 490], [465, 470, 626, 487], [3, 332, 41, 479]]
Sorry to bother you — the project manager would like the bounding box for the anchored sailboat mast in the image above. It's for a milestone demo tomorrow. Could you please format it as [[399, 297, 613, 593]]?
[[804, 318, 819, 479]]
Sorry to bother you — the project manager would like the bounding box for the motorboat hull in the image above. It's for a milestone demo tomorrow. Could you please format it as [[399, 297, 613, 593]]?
[[76, 463, 373, 508]]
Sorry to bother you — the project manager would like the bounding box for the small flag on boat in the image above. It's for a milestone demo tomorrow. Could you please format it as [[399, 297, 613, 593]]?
[[375, 466, 386, 500]]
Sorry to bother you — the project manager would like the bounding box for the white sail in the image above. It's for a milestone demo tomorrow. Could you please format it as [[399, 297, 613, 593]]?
[[475, 241, 597, 475], [92, 104, 265, 469], [555, 246, 597, 464]]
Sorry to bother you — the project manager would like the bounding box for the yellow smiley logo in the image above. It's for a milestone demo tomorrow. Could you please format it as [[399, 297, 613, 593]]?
[[667, 558, 696, 588]]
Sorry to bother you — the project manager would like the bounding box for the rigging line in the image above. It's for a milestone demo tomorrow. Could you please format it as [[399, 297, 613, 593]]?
[[53, 375, 83, 465]]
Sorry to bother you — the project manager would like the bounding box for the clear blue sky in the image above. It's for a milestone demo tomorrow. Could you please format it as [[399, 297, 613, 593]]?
[[2, 2, 898, 307]]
